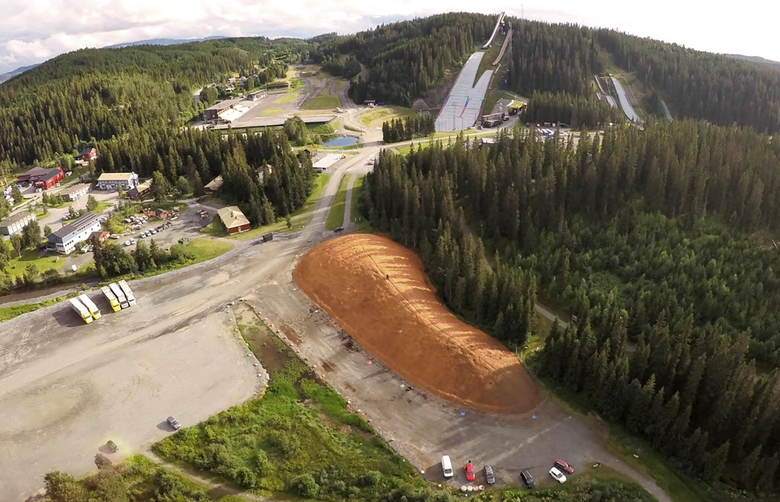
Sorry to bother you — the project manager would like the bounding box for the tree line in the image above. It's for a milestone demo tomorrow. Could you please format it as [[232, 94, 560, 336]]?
[[363, 119, 780, 493], [0, 37, 305, 165], [362, 147, 538, 349], [525, 91, 623, 128], [381, 113, 435, 143]]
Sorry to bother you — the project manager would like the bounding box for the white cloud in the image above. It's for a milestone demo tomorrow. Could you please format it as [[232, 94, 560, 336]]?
[[1, 0, 778, 74]]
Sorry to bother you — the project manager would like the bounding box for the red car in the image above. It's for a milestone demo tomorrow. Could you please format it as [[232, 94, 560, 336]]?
[[554, 459, 574, 474], [464, 461, 475, 481]]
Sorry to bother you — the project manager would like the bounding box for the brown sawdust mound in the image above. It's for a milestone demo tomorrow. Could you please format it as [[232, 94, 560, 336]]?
[[294, 233, 542, 415]]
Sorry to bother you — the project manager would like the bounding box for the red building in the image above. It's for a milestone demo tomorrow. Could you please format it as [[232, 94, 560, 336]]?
[[77, 147, 98, 162], [17, 166, 65, 190]]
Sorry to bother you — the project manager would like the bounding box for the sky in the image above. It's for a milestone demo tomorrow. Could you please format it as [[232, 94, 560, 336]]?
[[1, 0, 778, 74]]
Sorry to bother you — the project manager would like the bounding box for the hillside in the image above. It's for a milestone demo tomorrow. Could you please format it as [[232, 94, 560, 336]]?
[[0, 37, 305, 165], [0, 64, 39, 83], [725, 53, 780, 71]]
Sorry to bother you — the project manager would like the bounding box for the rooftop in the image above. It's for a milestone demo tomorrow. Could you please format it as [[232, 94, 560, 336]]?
[[0, 211, 35, 228], [50, 213, 100, 239], [204, 98, 244, 112], [205, 175, 224, 191], [63, 183, 90, 195], [97, 172, 136, 182], [217, 206, 250, 229]]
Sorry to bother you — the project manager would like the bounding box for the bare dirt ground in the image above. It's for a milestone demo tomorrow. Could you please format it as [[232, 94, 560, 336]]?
[[0, 306, 262, 500], [294, 234, 541, 414]]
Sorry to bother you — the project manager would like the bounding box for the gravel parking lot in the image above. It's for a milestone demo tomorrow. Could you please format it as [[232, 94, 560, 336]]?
[[0, 246, 271, 500]]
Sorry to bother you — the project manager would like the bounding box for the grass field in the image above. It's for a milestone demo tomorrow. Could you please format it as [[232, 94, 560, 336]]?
[[273, 92, 298, 104], [303, 92, 339, 110], [0, 293, 77, 322], [5, 248, 65, 278], [483, 90, 517, 114], [185, 238, 234, 265], [261, 107, 284, 115], [325, 174, 350, 230], [474, 36, 504, 87], [153, 312, 420, 499], [229, 174, 330, 240], [349, 174, 371, 233], [359, 106, 416, 127]]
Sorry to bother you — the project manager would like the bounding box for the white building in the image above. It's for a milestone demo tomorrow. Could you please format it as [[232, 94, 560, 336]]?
[[0, 212, 36, 236], [62, 183, 90, 201], [47, 213, 102, 254], [96, 172, 139, 191], [312, 154, 344, 173]]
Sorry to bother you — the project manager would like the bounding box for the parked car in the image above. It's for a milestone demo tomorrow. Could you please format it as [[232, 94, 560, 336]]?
[[106, 440, 118, 452], [130, 239, 137, 245], [110, 234, 120, 239], [484, 465, 495, 485], [167, 416, 181, 430], [441, 455, 454, 478], [334, 226, 344, 233], [463, 461, 475, 482], [521, 470, 535, 489], [549, 467, 567, 484], [554, 459, 574, 474], [124, 241, 131, 247]]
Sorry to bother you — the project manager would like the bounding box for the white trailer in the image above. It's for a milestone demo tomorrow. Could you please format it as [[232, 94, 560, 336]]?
[[69, 298, 93, 324], [78, 294, 101, 320], [109, 282, 130, 309], [101, 286, 121, 312], [118, 279, 137, 306]]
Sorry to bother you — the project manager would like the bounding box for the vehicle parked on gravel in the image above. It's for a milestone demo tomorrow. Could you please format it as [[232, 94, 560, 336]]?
[[167, 416, 181, 430], [484, 465, 495, 484], [521, 470, 535, 488], [441, 455, 454, 478], [464, 461, 475, 481], [549, 467, 567, 483], [334, 226, 344, 232], [554, 459, 574, 474]]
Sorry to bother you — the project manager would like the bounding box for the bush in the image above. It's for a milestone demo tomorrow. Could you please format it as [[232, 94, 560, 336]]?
[[358, 471, 381, 487], [291, 473, 319, 498]]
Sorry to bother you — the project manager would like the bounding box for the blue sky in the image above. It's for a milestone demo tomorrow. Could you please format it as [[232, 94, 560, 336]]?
[[1, 0, 776, 74]]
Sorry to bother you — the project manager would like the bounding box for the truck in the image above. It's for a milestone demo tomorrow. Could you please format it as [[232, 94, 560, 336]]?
[[101, 286, 121, 312], [262, 232, 273, 243], [69, 298, 93, 324], [109, 282, 130, 309], [118, 280, 137, 306], [78, 294, 101, 320]]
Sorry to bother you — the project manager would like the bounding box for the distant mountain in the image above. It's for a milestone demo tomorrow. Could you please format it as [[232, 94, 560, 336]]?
[[106, 36, 226, 49], [725, 54, 780, 71], [0, 64, 39, 83]]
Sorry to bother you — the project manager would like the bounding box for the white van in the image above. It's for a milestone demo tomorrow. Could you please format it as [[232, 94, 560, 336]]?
[[441, 455, 454, 478]]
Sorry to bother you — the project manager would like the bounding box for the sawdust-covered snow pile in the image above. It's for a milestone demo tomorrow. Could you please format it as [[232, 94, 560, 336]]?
[[294, 234, 542, 415]]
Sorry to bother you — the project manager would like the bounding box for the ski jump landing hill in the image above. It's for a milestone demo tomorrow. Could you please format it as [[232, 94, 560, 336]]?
[[435, 52, 493, 132], [435, 12, 508, 132]]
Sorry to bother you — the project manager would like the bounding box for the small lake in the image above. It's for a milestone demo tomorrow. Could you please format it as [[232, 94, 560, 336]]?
[[322, 136, 358, 147]]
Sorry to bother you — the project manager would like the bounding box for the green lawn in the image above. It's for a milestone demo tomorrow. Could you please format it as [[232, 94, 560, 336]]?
[[92, 201, 111, 213], [273, 92, 298, 104], [229, 174, 330, 240], [261, 107, 284, 115], [303, 93, 340, 110], [325, 174, 351, 230], [359, 106, 415, 127], [474, 36, 504, 86], [153, 313, 420, 499], [350, 174, 371, 232], [5, 248, 64, 278], [483, 90, 517, 115], [0, 294, 75, 322], [185, 238, 234, 264]]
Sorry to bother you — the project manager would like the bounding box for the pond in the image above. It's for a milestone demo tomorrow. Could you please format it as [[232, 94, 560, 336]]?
[[322, 136, 358, 147]]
